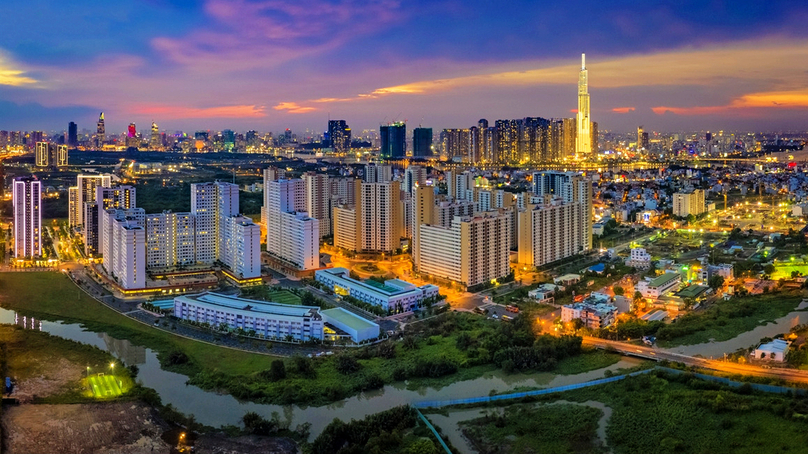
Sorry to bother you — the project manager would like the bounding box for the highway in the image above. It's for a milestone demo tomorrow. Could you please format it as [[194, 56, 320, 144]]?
[[583, 336, 808, 384]]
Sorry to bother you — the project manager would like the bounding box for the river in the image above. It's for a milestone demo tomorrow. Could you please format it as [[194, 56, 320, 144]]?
[[0, 306, 643, 439], [663, 300, 808, 358]]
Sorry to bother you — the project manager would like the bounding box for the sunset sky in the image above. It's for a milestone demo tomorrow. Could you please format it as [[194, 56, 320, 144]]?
[[1, 0, 807, 133]]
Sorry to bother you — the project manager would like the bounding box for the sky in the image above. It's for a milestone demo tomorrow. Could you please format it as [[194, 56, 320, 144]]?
[[1, 0, 808, 134]]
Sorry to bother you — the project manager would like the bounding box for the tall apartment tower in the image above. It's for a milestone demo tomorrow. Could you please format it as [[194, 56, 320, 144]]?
[[412, 184, 435, 271], [327, 120, 351, 154], [91, 186, 137, 257], [68, 122, 78, 148], [150, 122, 160, 150], [333, 180, 401, 253], [96, 112, 106, 148], [264, 178, 319, 270], [35, 142, 68, 169], [70, 174, 112, 227], [529, 171, 593, 254], [303, 172, 331, 237], [404, 165, 427, 195], [380, 122, 406, 158], [12, 176, 41, 258], [576, 53, 592, 156], [364, 163, 392, 183], [412, 127, 433, 157]]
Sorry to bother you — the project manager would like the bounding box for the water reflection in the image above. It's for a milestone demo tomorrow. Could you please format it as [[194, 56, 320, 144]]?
[[97, 333, 146, 365], [14, 313, 41, 331]]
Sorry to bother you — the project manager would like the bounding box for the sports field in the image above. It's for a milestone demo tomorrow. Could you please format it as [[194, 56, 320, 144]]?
[[266, 290, 302, 305], [87, 374, 125, 398]]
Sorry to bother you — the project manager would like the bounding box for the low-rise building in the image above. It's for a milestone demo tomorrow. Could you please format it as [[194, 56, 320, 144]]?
[[315, 267, 439, 312], [528, 283, 560, 304], [554, 274, 581, 286], [627, 247, 652, 269], [637, 272, 682, 299], [561, 300, 617, 329], [321, 307, 380, 343], [173, 292, 324, 342], [754, 339, 789, 362]]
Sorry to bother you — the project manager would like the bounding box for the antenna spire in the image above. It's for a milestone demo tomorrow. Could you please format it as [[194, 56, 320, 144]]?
[[581, 53, 586, 69]]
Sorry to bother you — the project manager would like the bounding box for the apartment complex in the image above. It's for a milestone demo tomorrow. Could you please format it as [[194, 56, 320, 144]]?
[[418, 211, 511, 288], [12, 176, 42, 258], [672, 189, 706, 217], [333, 180, 402, 253], [264, 178, 320, 270], [517, 197, 588, 267]]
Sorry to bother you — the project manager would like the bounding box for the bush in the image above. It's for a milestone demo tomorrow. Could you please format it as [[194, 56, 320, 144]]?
[[165, 350, 189, 366], [242, 411, 278, 435], [335, 354, 361, 375], [260, 360, 286, 382], [293, 356, 316, 379]]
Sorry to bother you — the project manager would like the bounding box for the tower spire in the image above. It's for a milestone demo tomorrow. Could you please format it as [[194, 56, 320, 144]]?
[[581, 53, 585, 69]]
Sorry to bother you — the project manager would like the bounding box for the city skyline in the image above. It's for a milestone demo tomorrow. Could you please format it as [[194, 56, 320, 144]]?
[[0, 1, 806, 132]]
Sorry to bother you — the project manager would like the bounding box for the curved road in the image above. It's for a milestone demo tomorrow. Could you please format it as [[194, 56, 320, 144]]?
[[583, 336, 808, 384]]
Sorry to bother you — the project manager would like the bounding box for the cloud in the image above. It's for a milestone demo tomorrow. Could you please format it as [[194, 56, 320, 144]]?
[[612, 107, 635, 114], [273, 102, 317, 114], [280, 38, 808, 112], [0, 51, 37, 87], [652, 89, 808, 116], [152, 0, 403, 71], [131, 104, 266, 118]]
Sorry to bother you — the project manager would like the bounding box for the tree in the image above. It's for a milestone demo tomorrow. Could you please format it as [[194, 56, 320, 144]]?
[[764, 264, 775, 276], [708, 275, 725, 290], [633, 291, 643, 302], [265, 359, 286, 381], [613, 285, 625, 296]]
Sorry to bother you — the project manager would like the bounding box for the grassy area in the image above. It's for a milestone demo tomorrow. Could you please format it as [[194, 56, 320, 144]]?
[[656, 291, 806, 347], [553, 350, 622, 375], [456, 370, 808, 454], [266, 290, 302, 305], [771, 264, 808, 280], [0, 272, 626, 406], [461, 402, 605, 454]]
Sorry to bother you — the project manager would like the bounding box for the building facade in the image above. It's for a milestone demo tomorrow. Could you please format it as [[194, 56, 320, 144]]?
[[12, 176, 41, 258]]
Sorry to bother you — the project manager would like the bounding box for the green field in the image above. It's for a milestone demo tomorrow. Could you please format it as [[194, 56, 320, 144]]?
[[0, 272, 624, 406], [266, 290, 302, 305], [454, 370, 808, 454], [87, 374, 125, 398], [771, 264, 808, 280]]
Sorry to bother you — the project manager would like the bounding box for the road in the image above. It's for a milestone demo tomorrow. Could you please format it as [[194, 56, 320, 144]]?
[[583, 336, 808, 384]]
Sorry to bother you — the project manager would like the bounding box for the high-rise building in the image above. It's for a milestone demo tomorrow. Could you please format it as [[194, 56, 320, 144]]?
[[411, 184, 435, 271], [101, 208, 145, 276], [150, 122, 160, 150], [333, 180, 401, 253], [638, 126, 650, 150], [68, 122, 78, 148], [412, 127, 433, 157], [327, 120, 351, 154], [34, 142, 66, 169], [96, 113, 106, 148], [35, 142, 49, 167], [380, 122, 406, 158], [672, 190, 706, 217], [110, 214, 146, 289], [404, 165, 427, 195], [146, 211, 196, 269], [364, 163, 392, 183], [494, 119, 520, 164], [70, 174, 112, 227], [576, 53, 592, 156], [531, 171, 593, 252], [92, 186, 137, 257], [518, 197, 588, 267], [265, 178, 306, 258], [126, 123, 138, 148], [12, 176, 42, 258], [222, 129, 235, 151], [419, 211, 510, 288], [442, 129, 470, 161], [303, 172, 331, 237], [221, 214, 261, 278]]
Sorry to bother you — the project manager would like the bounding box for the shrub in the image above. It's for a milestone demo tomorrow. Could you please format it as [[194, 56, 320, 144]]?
[[335, 354, 361, 375]]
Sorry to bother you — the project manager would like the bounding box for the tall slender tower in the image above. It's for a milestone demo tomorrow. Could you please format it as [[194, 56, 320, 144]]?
[[576, 53, 591, 156], [96, 113, 106, 149]]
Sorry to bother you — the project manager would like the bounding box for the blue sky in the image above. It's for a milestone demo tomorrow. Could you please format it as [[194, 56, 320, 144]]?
[[1, 0, 807, 134]]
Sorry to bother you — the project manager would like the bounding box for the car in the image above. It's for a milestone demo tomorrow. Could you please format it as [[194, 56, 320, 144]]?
[[492, 314, 498, 319], [153, 320, 160, 327]]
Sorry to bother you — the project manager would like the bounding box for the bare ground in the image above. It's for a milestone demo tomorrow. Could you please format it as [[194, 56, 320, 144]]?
[[12, 357, 84, 403], [2, 402, 171, 454], [193, 434, 299, 454]]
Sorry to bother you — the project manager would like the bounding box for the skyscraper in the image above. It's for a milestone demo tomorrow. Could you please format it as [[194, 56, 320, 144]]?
[[35, 142, 68, 169], [442, 129, 470, 161], [71, 174, 112, 227], [576, 53, 592, 156], [638, 126, 649, 150], [150, 122, 160, 150], [12, 176, 42, 258], [222, 129, 235, 151], [412, 127, 433, 157], [327, 120, 351, 154], [96, 113, 105, 149], [68, 122, 78, 148], [127, 123, 138, 148], [380, 122, 406, 158]]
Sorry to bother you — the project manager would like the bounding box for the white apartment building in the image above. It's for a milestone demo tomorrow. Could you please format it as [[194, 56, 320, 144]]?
[[637, 272, 682, 299], [303, 172, 331, 237], [89, 185, 136, 257], [672, 189, 706, 217], [316, 268, 439, 312], [404, 165, 427, 194], [517, 198, 588, 267], [222, 215, 261, 279], [70, 174, 112, 227], [419, 211, 510, 288], [12, 177, 41, 258], [145, 211, 195, 268], [433, 200, 477, 228], [445, 170, 475, 201], [333, 206, 358, 251], [265, 179, 306, 256], [101, 208, 145, 275], [627, 247, 652, 269], [364, 163, 392, 183], [277, 211, 319, 270], [111, 218, 146, 289], [191, 182, 239, 264]]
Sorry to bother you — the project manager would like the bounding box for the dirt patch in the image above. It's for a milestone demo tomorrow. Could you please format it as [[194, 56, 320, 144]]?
[[2, 402, 171, 454], [12, 358, 84, 403], [193, 433, 299, 454]]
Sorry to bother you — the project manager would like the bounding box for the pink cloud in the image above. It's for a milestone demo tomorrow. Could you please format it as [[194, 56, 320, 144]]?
[[612, 107, 635, 114], [131, 104, 266, 118], [652, 89, 808, 116], [273, 102, 318, 114]]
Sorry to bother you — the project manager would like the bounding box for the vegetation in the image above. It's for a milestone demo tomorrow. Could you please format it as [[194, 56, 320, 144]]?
[[461, 403, 605, 454], [307, 406, 443, 454], [655, 291, 805, 346], [0, 272, 618, 406], [457, 370, 808, 454]]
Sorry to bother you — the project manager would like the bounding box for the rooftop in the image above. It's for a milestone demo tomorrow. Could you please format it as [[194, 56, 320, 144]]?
[[757, 339, 789, 354], [676, 284, 710, 299], [322, 307, 379, 331], [176, 292, 320, 318], [649, 272, 680, 288]]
